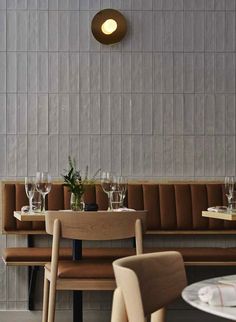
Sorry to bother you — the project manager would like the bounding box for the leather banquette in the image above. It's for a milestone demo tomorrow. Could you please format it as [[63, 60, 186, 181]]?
[[2, 181, 236, 266]]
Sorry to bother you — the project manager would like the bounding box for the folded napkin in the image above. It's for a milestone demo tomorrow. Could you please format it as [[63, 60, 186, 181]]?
[[114, 207, 135, 212], [207, 206, 227, 213], [198, 284, 236, 306]]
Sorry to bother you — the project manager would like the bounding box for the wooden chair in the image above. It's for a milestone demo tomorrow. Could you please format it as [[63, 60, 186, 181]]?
[[42, 211, 147, 322], [111, 251, 187, 322]]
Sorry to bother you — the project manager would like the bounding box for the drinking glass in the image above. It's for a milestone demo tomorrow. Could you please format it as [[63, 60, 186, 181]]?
[[101, 171, 113, 210], [225, 176, 234, 211], [36, 172, 52, 212], [112, 176, 127, 208], [25, 177, 36, 213]]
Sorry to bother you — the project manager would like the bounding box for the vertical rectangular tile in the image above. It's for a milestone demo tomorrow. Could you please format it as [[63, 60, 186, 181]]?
[[122, 94, 132, 135], [37, 135, 48, 171], [173, 136, 183, 176], [79, 10, 90, 51], [90, 135, 101, 175], [152, 135, 163, 176], [205, 11, 215, 51], [16, 10, 27, 51], [183, 53, 194, 93], [226, 95, 235, 135], [37, 53, 48, 93], [204, 136, 215, 176], [17, 53, 27, 93], [28, 53, 37, 93], [49, 52, 58, 93], [183, 136, 194, 176], [7, 135, 17, 176], [90, 53, 100, 92], [111, 135, 121, 175], [122, 53, 131, 93], [173, 53, 183, 93], [28, 10, 37, 51], [142, 53, 153, 93], [142, 136, 152, 176], [131, 94, 142, 134], [204, 95, 215, 135], [0, 135, 6, 175], [100, 94, 110, 134], [7, 52, 16, 92], [183, 94, 194, 135], [194, 136, 204, 176], [7, 11, 16, 51], [215, 11, 225, 51], [90, 93, 100, 135], [215, 94, 225, 134], [37, 94, 48, 134], [183, 12, 193, 51], [17, 94, 27, 134], [162, 53, 173, 93], [58, 11, 69, 51], [110, 52, 121, 93], [48, 94, 58, 134], [121, 135, 131, 176], [225, 53, 235, 92], [78, 135, 90, 170], [7, 94, 16, 134], [215, 53, 225, 93], [58, 53, 69, 92], [0, 94, 6, 134], [173, 94, 183, 135], [100, 135, 111, 172], [58, 94, 69, 134], [38, 11, 48, 51], [69, 11, 79, 51], [49, 11, 58, 51], [142, 94, 152, 135], [69, 94, 79, 134], [79, 53, 90, 92], [194, 54, 204, 93], [163, 136, 174, 176], [173, 11, 183, 51], [153, 11, 163, 51], [131, 53, 142, 93], [194, 94, 204, 135], [79, 93, 90, 134], [27, 94, 37, 134], [111, 94, 121, 134], [225, 136, 235, 175], [163, 94, 173, 135], [0, 52, 6, 92], [205, 53, 214, 93], [214, 136, 225, 176], [0, 11, 6, 50], [17, 135, 27, 176], [48, 135, 58, 176], [131, 135, 142, 176], [69, 53, 79, 93], [142, 11, 152, 51], [153, 53, 162, 93], [163, 12, 173, 51], [194, 12, 204, 51], [132, 11, 142, 51], [153, 94, 163, 135], [225, 11, 235, 51]]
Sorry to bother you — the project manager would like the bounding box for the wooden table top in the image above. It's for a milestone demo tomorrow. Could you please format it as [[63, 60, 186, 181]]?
[[202, 210, 236, 221]]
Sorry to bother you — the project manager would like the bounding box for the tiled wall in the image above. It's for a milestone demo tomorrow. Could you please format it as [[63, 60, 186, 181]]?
[[0, 0, 235, 179]]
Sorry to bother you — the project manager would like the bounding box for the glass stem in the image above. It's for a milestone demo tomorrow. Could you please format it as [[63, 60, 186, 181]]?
[[42, 194, 46, 212], [29, 197, 33, 213], [228, 196, 232, 211]]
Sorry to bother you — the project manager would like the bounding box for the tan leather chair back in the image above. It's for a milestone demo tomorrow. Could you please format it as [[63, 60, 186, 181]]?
[[112, 251, 187, 322]]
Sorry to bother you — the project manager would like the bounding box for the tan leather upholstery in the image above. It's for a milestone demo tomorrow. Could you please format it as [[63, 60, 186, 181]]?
[[3, 182, 236, 233]]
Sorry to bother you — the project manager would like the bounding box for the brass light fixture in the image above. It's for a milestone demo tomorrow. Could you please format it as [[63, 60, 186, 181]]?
[[91, 9, 127, 45]]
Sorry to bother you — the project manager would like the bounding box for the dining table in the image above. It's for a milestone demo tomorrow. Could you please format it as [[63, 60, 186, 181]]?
[[182, 275, 236, 321]]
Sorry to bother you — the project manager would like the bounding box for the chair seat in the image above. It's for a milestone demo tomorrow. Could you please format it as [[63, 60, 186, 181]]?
[[45, 260, 115, 278]]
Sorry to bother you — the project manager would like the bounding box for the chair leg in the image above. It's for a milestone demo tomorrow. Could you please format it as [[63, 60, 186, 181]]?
[[28, 266, 39, 310], [42, 272, 50, 322], [111, 288, 128, 322], [151, 308, 166, 322], [47, 276, 57, 322]]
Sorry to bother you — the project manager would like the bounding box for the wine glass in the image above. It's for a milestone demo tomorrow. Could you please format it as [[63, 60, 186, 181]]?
[[101, 171, 113, 210], [111, 176, 127, 208], [25, 177, 36, 213], [225, 176, 234, 211], [35, 172, 52, 212]]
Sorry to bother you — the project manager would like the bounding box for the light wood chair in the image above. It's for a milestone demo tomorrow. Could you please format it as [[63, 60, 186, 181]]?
[[111, 251, 187, 322], [42, 211, 147, 322]]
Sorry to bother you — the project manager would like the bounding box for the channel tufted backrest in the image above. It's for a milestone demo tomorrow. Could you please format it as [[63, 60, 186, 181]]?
[[2, 181, 236, 233]]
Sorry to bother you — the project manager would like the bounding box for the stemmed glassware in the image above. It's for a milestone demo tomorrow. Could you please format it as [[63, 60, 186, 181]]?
[[225, 176, 234, 211], [101, 171, 113, 210], [35, 172, 52, 212], [25, 177, 36, 213], [111, 176, 127, 209]]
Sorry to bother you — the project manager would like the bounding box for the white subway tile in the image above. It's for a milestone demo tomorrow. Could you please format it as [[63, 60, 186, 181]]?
[[49, 11, 58, 51], [58, 53, 69, 92], [7, 52, 16, 93], [16, 10, 27, 51], [38, 11, 48, 51], [49, 52, 58, 93], [37, 53, 48, 93], [7, 11, 16, 51]]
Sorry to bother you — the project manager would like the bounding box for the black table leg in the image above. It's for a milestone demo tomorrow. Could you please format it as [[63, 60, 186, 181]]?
[[73, 240, 83, 322]]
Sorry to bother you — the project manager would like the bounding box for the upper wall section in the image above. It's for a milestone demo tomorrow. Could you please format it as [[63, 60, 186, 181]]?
[[0, 0, 235, 179]]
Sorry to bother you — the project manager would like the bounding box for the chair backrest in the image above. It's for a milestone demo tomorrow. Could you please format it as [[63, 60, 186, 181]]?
[[45, 210, 147, 241], [112, 251, 187, 322]]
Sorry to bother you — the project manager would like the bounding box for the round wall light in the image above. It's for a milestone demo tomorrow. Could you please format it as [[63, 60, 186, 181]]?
[[91, 9, 127, 45]]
